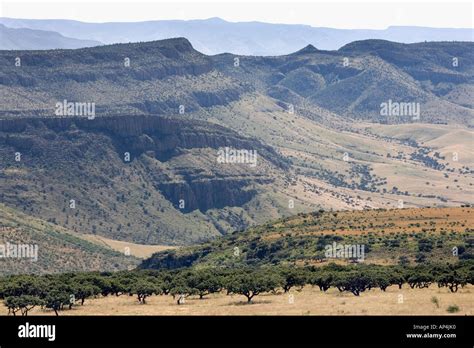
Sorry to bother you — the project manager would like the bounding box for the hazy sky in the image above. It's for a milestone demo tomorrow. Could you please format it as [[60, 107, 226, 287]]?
[[1, 0, 472, 29]]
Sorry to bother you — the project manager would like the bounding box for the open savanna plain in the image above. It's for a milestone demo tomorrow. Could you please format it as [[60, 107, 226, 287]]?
[[1, 207, 472, 316], [0, 285, 471, 316]]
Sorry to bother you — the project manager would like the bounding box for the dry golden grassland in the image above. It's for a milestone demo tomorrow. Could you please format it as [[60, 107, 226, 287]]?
[[264, 207, 473, 242], [81, 234, 178, 259], [1, 285, 471, 316]]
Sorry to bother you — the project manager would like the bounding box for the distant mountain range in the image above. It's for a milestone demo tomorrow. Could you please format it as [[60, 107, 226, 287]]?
[[0, 17, 473, 54], [1, 38, 472, 124], [0, 23, 101, 50]]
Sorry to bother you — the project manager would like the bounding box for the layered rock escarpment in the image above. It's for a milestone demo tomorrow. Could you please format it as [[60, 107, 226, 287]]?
[[0, 115, 287, 165], [0, 115, 287, 243]]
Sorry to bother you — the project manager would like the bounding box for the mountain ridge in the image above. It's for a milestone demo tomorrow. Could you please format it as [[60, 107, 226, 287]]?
[[1, 38, 472, 125], [1, 17, 472, 54], [0, 23, 102, 50], [0, 37, 472, 249]]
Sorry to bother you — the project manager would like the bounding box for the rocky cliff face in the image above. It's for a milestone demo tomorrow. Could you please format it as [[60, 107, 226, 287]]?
[[1, 38, 472, 244], [0, 115, 288, 165], [159, 179, 271, 213], [0, 115, 288, 244]]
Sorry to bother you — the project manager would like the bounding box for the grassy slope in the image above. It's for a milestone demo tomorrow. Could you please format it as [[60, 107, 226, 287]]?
[[81, 234, 177, 259], [198, 94, 474, 209], [141, 207, 474, 269], [0, 203, 139, 275]]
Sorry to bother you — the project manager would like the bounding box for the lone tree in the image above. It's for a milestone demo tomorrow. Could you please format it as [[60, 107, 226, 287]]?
[[388, 268, 407, 289], [161, 271, 176, 296], [332, 271, 372, 296], [370, 270, 391, 291], [437, 271, 466, 293], [109, 273, 137, 297], [170, 276, 198, 305], [131, 279, 162, 304], [278, 266, 308, 293], [71, 283, 101, 306], [44, 288, 71, 316], [185, 269, 223, 299], [225, 268, 283, 303], [308, 268, 333, 292], [407, 272, 433, 289]]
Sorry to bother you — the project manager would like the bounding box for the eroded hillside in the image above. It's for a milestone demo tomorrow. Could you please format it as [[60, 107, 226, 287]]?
[[0, 38, 472, 246], [0, 115, 302, 244]]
